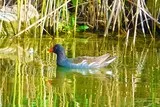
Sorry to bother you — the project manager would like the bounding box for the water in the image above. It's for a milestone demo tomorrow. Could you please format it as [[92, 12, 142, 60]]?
[[0, 35, 160, 107]]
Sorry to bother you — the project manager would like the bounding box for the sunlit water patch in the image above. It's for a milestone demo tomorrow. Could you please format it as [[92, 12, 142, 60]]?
[[0, 36, 160, 106]]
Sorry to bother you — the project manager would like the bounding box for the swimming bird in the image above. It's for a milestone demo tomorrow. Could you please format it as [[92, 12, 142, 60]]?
[[49, 44, 116, 69]]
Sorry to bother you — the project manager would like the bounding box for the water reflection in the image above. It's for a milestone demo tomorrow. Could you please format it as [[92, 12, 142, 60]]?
[[57, 66, 100, 75], [0, 37, 160, 106]]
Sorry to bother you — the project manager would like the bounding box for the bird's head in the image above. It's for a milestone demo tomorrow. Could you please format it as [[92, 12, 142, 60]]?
[[49, 44, 65, 55]]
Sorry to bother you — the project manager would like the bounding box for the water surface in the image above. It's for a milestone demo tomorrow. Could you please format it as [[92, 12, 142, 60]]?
[[0, 35, 160, 106]]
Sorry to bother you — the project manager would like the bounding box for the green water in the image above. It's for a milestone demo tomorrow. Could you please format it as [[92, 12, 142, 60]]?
[[0, 35, 160, 107]]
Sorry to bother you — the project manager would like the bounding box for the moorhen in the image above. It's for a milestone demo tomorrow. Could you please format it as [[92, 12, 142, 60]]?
[[49, 44, 116, 69]]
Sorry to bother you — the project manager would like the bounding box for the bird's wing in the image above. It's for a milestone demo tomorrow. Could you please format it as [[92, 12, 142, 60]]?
[[67, 54, 116, 68], [71, 54, 110, 64], [98, 56, 117, 68]]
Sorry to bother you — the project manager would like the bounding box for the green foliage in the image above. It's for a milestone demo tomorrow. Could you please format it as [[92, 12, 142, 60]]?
[[77, 25, 89, 32], [59, 15, 89, 33], [71, 0, 77, 6]]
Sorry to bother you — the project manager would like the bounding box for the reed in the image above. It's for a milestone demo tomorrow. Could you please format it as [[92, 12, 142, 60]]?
[[0, 0, 160, 40]]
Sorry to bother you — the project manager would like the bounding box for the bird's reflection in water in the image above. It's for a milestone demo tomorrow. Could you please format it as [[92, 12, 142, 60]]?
[[56, 66, 115, 77], [57, 66, 99, 75], [47, 66, 115, 89]]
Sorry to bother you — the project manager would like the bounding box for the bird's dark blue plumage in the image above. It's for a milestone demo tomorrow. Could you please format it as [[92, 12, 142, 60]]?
[[49, 44, 116, 69]]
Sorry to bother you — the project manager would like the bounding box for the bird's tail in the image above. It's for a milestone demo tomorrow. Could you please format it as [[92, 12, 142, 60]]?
[[99, 56, 117, 68]]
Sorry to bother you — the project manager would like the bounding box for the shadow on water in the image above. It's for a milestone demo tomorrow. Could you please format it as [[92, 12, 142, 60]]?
[[0, 35, 160, 106]]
